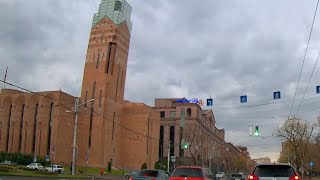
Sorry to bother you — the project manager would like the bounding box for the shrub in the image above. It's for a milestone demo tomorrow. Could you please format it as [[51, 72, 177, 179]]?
[[141, 162, 147, 170], [0, 167, 9, 172]]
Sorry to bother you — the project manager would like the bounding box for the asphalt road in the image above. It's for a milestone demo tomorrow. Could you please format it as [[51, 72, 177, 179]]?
[[0, 176, 126, 180]]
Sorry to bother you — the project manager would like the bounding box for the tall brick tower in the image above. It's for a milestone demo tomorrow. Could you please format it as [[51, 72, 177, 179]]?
[[78, 0, 132, 167]]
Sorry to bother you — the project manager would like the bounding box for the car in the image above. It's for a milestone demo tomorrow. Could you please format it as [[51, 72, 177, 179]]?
[[169, 166, 214, 180], [26, 163, 43, 170], [230, 173, 245, 180], [129, 169, 170, 180], [248, 163, 300, 180], [125, 171, 140, 179], [45, 164, 65, 173], [0, 160, 16, 166], [216, 172, 225, 178]]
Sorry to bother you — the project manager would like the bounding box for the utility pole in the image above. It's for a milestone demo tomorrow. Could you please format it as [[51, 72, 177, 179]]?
[[71, 98, 79, 176], [68, 98, 94, 176]]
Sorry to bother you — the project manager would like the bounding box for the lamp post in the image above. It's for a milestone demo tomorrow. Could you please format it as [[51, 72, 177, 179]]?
[[66, 98, 94, 176]]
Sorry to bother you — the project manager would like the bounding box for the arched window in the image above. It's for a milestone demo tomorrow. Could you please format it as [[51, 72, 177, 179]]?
[[187, 108, 191, 117], [159, 126, 164, 159], [169, 126, 175, 156], [47, 103, 54, 155]]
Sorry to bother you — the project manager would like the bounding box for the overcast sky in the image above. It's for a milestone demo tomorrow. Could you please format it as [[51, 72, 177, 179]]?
[[1, 0, 320, 161]]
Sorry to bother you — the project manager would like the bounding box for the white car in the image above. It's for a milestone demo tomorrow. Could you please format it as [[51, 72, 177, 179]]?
[[216, 172, 226, 178], [26, 163, 43, 170], [45, 164, 65, 173]]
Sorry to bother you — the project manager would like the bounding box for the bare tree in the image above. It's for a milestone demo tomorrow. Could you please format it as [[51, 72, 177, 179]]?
[[184, 124, 202, 165], [276, 118, 315, 173]]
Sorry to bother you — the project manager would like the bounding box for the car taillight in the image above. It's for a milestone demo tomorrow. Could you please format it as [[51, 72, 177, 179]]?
[[129, 176, 133, 180], [248, 174, 259, 180], [289, 174, 300, 180]]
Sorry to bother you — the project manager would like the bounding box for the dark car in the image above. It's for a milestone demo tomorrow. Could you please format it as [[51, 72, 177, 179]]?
[[169, 166, 214, 180], [129, 169, 170, 180], [230, 173, 245, 180], [248, 163, 300, 180]]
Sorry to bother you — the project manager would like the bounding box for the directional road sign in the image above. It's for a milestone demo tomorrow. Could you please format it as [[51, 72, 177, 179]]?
[[240, 95, 247, 103], [317, 86, 320, 94], [207, 99, 213, 106], [274, 91, 281, 99]]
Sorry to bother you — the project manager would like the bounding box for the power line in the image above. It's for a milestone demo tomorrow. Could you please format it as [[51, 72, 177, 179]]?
[[288, 0, 320, 117], [0, 79, 75, 109], [295, 51, 320, 115]]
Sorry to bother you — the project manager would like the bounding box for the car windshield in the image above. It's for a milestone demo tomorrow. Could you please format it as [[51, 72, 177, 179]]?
[[138, 170, 158, 177], [172, 168, 203, 177], [254, 165, 295, 177]]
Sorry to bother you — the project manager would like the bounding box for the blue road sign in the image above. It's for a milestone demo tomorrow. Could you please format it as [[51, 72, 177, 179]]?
[[310, 162, 314, 167], [317, 86, 320, 94], [46, 155, 50, 162], [240, 95, 247, 103], [274, 91, 281, 99], [207, 99, 213, 106]]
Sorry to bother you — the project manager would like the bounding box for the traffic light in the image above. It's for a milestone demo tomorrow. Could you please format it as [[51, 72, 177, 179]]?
[[254, 126, 260, 136], [182, 143, 189, 149]]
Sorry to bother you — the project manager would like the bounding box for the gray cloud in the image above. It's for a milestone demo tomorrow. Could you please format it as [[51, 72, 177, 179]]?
[[1, 0, 320, 161]]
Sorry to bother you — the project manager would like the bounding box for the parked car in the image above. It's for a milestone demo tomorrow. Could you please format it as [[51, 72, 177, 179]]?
[[125, 171, 140, 179], [248, 163, 300, 180], [45, 164, 65, 173], [26, 163, 43, 170], [216, 172, 225, 178], [169, 166, 214, 180], [230, 173, 245, 180], [129, 169, 170, 180], [0, 160, 16, 166]]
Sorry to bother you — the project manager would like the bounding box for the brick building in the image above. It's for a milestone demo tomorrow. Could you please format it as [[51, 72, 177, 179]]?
[[154, 98, 226, 169], [0, 0, 160, 170]]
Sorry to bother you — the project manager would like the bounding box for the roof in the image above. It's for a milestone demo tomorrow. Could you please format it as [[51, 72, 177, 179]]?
[[256, 163, 292, 166], [174, 166, 203, 169]]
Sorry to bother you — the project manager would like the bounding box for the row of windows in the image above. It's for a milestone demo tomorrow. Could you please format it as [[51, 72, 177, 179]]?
[[160, 108, 192, 118], [159, 125, 175, 158], [1, 103, 53, 156]]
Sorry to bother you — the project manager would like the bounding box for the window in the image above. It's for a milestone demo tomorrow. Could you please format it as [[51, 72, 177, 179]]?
[[92, 82, 96, 99], [160, 111, 165, 118], [6, 105, 12, 152], [32, 104, 39, 154], [84, 91, 88, 108], [187, 108, 192, 117], [114, 1, 122, 11], [170, 111, 176, 118], [170, 126, 175, 156], [19, 104, 25, 152], [105, 43, 112, 74], [99, 90, 102, 108], [47, 103, 54, 155], [96, 52, 100, 68], [159, 126, 164, 159], [88, 105, 94, 148]]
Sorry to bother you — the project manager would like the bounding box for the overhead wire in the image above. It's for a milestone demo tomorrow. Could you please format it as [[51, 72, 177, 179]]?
[[295, 51, 320, 115], [288, 0, 320, 117]]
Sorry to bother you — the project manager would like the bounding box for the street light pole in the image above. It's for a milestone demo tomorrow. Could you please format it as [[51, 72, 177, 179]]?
[[167, 141, 170, 172], [71, 98, 79, 176]]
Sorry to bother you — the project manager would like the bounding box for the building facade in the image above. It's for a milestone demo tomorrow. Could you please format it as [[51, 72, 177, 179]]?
[[154, 98, 226, 169], [0, 0, 160, 170]]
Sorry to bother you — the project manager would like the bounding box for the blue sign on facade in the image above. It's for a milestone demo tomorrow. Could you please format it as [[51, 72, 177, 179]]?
[[310, 162, 314, 167], [317, 86, 320, 94], [240, 95, 247, 103], [274, 91, 281, 99], [207, 99, 213, 106], [46, 155, 50, 162]]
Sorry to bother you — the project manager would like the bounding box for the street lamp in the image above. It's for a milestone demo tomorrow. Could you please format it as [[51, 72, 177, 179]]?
[[66, 98, 94, 176]]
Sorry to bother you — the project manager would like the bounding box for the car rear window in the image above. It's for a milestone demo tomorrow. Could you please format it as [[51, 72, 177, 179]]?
[[138, 170, 158, 177], [253, 165, 295, 177], [172, 168, 203, 177], [231, 174, 242, 177]]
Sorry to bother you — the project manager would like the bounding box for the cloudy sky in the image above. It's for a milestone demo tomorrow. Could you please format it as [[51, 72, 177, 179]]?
[[1, 0, 320, 161]]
